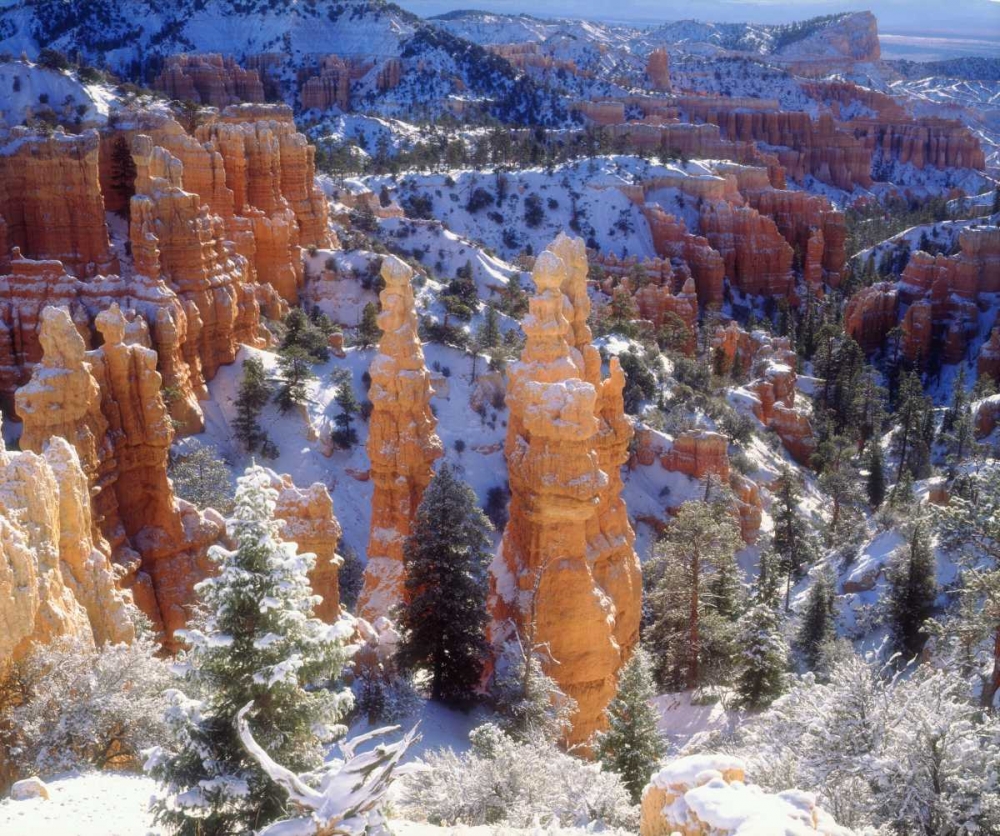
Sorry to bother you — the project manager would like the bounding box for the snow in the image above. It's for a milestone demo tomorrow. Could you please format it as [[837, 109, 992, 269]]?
[[0, 771, 161, 835]]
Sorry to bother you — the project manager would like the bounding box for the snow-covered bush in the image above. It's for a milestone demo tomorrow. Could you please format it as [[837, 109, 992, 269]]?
[[2, 634, 170, 776], [402, 724, 637, 831], [698, 654, 1000, 832]]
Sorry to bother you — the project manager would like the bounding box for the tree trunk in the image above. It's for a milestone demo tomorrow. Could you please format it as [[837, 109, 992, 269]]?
[[983, 624, 1000, 710]]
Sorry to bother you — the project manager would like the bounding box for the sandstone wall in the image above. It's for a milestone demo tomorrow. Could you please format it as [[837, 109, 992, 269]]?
[[153, 54, 266, 108]]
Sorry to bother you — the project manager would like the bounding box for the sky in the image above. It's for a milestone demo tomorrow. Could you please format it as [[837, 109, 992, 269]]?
[[394, 0, 1000, 37]]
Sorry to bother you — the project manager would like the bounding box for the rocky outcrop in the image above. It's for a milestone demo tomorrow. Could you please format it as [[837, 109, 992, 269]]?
[[661, 431, 730, 481], [153, 54, 266, 108], [490, 237, 641, 748], [845, 282, 898, 354], [640, 755, 854, 836], [272, 474, 343, 622], [551, 233, 642, 660], [0, 434, 134, 663], [980, 326, 1000, 383], [0, 129, 114, 276], [300, 56, 352, 112], [642, 206, 725, 308], [357, 256, 443, 621], [15, 306, 222, 647], [974, 395, 1000, 440], [633, 277, 698, 355], [646, 49, 671, 92], [700, 202, 794, 298]]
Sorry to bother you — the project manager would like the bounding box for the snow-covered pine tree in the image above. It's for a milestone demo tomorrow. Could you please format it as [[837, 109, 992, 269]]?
[[772, 469, 817, 611], [888, 521, 937, 662], [397, 463, 493, 704], [797, 568, 836, 673], [595, 647, 665, 803], [735, 566, 788, 709], [147, 465, 355, 835]]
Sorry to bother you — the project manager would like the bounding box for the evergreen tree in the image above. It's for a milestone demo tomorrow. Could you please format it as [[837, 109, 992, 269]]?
[[232, 355, 271, 454], [332, 382, 360, 448], [169, 444, 234, 515], [772, 470, 817, 611], [147, 466, 354, 835], [397, 464, 493, 704], [595, 648, 665, 803], [893, 371, 930, 483], [274, 346, 315, 414], [867, 440, 887, 509], [281, 308, 329, 362], [888, 522, 938, 662], [734, 591, 788, 710], [356, 302, 381, 349], [797, 569, 836, 672], [491, 639, 575, 744], [647, 501, 743, 690]]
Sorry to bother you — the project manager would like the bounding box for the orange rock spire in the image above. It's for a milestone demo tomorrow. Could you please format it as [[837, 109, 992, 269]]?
[[490, 235, 640, 748], [357, 256, 443, 621]]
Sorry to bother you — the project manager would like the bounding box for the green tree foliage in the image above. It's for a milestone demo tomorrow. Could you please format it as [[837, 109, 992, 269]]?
[[866, 440, 887, 509], [397, 464, 493, 704], [232, 355, 272, 454], [169, 444, 234, 515], [772, 470, 818, 611], [888, 522, 938, 662], [595, 648, 665, 802], [274, 347, 315, 414], [797, 569, 836, 672], [647, 500, 743, 690], [281, 308, 330, 362], [147, 466, 354, 835], [356, 302, 381, 349]]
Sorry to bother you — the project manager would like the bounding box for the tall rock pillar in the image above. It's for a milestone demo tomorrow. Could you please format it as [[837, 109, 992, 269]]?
[[357, 256, 443, 620]]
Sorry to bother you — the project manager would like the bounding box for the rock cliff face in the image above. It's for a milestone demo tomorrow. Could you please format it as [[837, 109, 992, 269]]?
[[272, 474, 343, 622], [0, 435, 134, 663], [700, 202, 794, 298], [153, 54, 266, 108], [891, 226, 1000, 367], [15, 306, 222, 647], [845, 282, 898, 354], [975, 395, 1000, 440], [639, 755, 854, 836], [980, 327, 1000, 383], [0, 129, 114, 276], [489, 236, 640, 749], [642, 207, 725, 308], [357, 256, 443, 621], [646, 49, 671, 92]]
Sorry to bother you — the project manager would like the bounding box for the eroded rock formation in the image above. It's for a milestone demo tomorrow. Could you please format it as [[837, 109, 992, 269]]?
[[153, 54, 266, 108], [15, 306, 222, 647], [0, 129, 114, 276], [357, 256, 443, 621], [272, 473, 343, 621], [646, 49, 671, 92], [0, 435, 134, 663], [845, 282, 899, 354], [640, 755, 854, 836], [489, 235, 640, 748]]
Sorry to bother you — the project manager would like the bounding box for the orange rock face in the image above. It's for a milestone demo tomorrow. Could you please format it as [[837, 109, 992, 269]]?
[[975, 395, 1000, 439], [642, 206, 725, 308], [0, 129, 114, 276], [845, 282, 898, 354], [271, 473, 343, 621], [15, 306, 222, 647], [980, 327, 1000, 383], [153, 54, 266, 108], [646, 49, 671, 92], [357, 256, 443, 621], [700, 202, 794, 298], [300, 56, 352, 111], [661, 431, 730, 481], [0, 434, 135, 663], [489, 236, 640, 749]]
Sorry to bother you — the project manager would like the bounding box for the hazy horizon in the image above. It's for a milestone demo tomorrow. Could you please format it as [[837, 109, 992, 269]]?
[[395, 0, 1000, 41]]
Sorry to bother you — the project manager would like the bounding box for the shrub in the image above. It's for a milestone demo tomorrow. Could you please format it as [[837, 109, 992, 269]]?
[[168, 443, 235, 514], [1, 633, 170, 777], [402, 724, 636, 830]]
